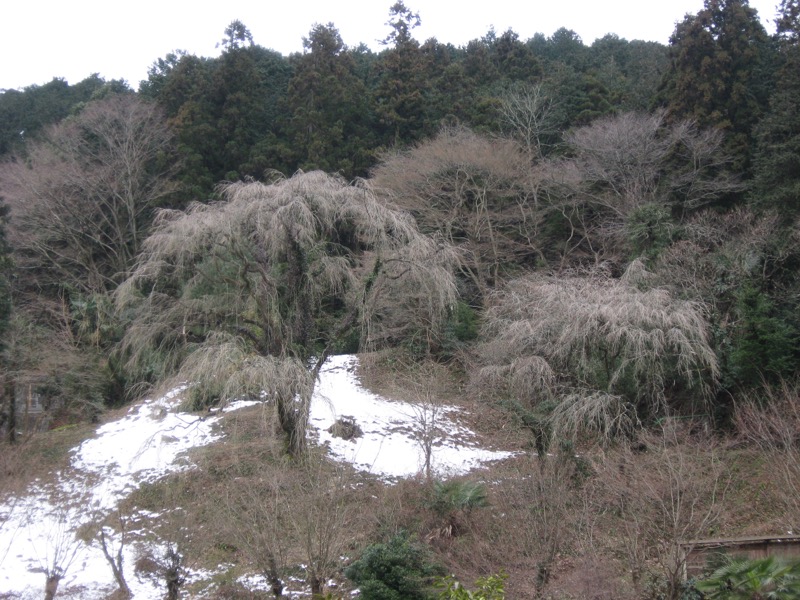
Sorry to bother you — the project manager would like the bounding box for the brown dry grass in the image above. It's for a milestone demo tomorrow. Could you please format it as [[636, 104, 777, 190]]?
[[4, 358, 797, 599], [119, 403, 384, 597], [0, 422, 96, 500]]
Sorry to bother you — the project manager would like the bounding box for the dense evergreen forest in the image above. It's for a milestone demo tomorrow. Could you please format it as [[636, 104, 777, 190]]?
[[1, 0, 800, 597]]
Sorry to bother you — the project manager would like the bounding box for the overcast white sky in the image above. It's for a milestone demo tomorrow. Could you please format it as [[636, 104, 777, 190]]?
[[0, 0, 781, 92]]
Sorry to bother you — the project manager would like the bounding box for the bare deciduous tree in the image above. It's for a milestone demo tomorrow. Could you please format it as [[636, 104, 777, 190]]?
[[590, 424, 728, 599], [654, 207, 796, 304], [221, 443, 355, 598], [223, 463, 292, 598], [95, 512, 132, 599], [523, 455, 576, 593], [288, 456, 354, 597], [35, 507, 84, 600], [408, 390, 445, 482], [371, 125, 543, 304], [401, 363, 451, 481], [564, 111, 739, 217], [135, 508, 189, 600], [497, 82, 561, 158], [735, 379, 800, 531], [0, 93, 179, 295], [117, 170, 458, 454], [474, 262, 719, 439], [541, 111, 741, 262]]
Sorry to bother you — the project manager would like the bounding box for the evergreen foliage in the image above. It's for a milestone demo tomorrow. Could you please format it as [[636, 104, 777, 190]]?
[[288, 23, 375, 175], [751, 1, 800, 215], [374, 2, 431, 145], [729, 282, 798, 386], [0, 75, 114, 155], [436, 572, 507, 600], [658, 0, 776, 176], [345, 531, 443, 600]]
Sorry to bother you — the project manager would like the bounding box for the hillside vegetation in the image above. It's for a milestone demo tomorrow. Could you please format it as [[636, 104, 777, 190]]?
[[1, 1, 800, 598]]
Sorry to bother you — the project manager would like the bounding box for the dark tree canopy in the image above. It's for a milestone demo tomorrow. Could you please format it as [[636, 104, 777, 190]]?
[[658, 0, 776, 175], [287, 23, 375, 174], [751, 0, 800, 215]]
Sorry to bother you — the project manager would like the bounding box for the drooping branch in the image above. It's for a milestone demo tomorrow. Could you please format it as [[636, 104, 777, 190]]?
[[117, 171, 458, 453]]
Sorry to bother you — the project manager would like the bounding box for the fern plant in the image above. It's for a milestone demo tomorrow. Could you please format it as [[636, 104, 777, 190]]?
[[694, 556, 800, 599]]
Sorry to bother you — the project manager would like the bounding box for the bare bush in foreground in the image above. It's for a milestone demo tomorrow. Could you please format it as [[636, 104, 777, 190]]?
[[735, 379, 800, 530], [223, 463, 292, 598], [36, 507, 84, 600], [590, 424, 728, 599], [289, 456, 354, 597]]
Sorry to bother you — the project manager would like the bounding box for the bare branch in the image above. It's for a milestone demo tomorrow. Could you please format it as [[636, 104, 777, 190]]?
[[118, 170, 458, 453], [475, 264, 719, 440]]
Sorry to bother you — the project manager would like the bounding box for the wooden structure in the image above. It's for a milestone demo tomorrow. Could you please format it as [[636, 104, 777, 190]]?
[[680, 534, 800, 579]]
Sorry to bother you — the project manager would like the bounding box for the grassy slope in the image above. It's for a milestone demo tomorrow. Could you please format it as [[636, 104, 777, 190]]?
[[0, 355, 792, 599]]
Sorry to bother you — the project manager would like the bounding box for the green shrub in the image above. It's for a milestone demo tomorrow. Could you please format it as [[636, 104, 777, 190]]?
[[624, 203, 676, 259], [448, 302, 479, 343], [729, 282, 798, 386], [436, 572, 507, 599], [428, 480, 488, 518], [344, 532, 443, 600], [695, 556, 800, 598]]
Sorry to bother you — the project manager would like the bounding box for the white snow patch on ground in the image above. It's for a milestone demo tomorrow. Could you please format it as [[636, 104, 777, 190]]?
[[311, 354, 515, 479], [0, 354, 515, 598], [0, 390, 226, 598]]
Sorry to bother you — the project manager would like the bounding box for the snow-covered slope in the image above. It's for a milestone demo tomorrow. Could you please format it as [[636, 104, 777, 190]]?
[[0, 355, 513, 598]]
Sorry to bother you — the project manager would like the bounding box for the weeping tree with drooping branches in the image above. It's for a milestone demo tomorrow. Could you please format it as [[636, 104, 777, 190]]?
[[473, 261, 720, 443], [116, 170, 459, 455]]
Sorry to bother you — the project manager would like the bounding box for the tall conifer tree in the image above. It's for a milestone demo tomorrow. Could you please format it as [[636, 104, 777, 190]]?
[[751, 0, 800, 214], [287, 23, 374, 176], [658, 0, 775, 176], [374, 2, 430, 145]]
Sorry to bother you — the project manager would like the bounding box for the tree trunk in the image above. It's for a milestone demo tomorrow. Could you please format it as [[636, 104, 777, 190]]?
[[99, 529, 131, 598], [165, 570, 181, 600], [277, 392, 306, 457], [163, 545, 184, 600], [6, 375, 15, 444], [268, 557, 284, 598], [310, 575, 323, 598], [44, 573, 61, 600]]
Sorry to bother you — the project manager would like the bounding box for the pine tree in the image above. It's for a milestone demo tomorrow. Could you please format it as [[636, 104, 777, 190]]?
[[373, 1, 430, 145], [777, 0, 800, 40]]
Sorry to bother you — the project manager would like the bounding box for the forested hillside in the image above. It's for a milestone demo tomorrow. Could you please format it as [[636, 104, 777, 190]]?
[[1, 0, 800, 597]]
